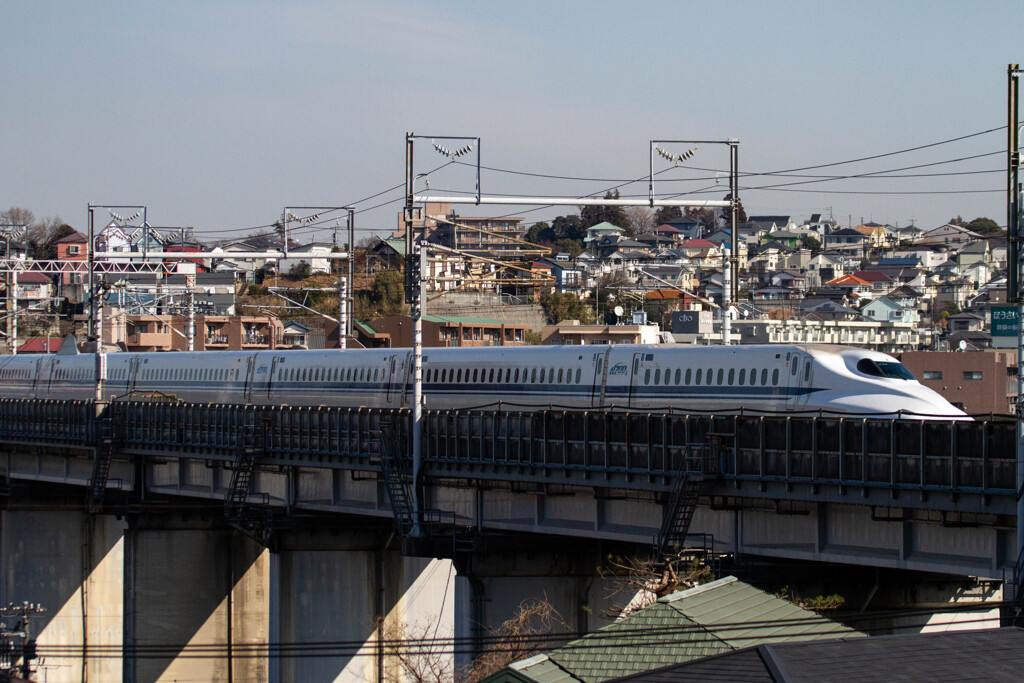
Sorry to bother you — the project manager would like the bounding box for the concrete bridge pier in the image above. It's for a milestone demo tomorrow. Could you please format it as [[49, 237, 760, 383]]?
[[0, 506, 127, 683], [273, 527, 456, 683], [123, 515, 270, 683]]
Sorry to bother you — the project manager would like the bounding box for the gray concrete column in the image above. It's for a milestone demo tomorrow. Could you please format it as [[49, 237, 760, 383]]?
[[123, 521, 267, 683], [0, 508, 126, 683]]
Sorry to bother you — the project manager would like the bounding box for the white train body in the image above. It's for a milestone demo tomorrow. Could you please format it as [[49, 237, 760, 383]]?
[[0, 344, 966, 419]]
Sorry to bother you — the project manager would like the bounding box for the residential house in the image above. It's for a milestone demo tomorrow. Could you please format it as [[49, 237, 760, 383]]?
[[608, 628, 1024, 683], [584, 222, 627, 246], [279, 242, 333, 276], [534, 258, 584, 295], [760, 229, 803, 249], [850, 269, 895, 296], [853, 222, 890, 248], [823, 228, 869, 257], [12, 272, 54, 310], [57, 230, 88, 285], [281, 320, 312, 348], [368, 314, 527, 347], [747, 215, 795, 232], [484, 576, 861, 683], [661, 215, 708, 240], [947, 311, 985, 332], [826, 273, 874, 301], [919, 223, 983, 246], [540, 319, 664, 345], [122, 314, 284, 352], [861, 296, 919, 325]]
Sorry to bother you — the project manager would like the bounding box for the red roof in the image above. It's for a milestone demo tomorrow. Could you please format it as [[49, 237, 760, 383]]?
[[57, 231, 87, 244], [14, 272, 51, 284], [17, 337, 64, 353], [651, 224, 684, 234], [680, 239, 715, 248], [851, 270, 894, 282]]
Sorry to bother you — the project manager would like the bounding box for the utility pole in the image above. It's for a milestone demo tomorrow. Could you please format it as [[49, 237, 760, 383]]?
[[1006, 63, 1023, 604], [337, 276, 347, 349], [186, 274, 196, 351], [347, 206, 355, 344], [9, 270, 16, 355]]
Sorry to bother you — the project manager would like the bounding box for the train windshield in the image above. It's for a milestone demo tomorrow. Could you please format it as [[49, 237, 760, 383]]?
[[856, 358, 915, 380]]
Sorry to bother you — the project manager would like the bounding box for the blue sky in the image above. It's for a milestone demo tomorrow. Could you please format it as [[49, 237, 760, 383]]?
[[2, 1, 1022, 244]]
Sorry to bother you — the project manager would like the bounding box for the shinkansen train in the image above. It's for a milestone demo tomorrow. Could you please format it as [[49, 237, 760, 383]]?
[[0, 343, 966, 419]]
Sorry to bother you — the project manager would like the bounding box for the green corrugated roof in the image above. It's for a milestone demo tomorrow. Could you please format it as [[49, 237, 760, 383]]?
[[379, 237, 406, 256], [504, 576, 863, 683], [422, 315, 511, 325]]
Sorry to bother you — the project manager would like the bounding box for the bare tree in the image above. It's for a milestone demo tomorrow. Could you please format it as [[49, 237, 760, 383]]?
[[597, 550, 715, 618], [460, 599, 570, 683], [625, 206, 655, 235], [379, 616, 455, 683]]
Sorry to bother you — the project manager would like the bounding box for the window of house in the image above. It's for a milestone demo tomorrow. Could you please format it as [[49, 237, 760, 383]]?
[[963, 371, 982, 380], [923, 371, 942, 380]]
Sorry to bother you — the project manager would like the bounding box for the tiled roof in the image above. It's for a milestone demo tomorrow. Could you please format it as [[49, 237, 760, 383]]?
[[616, 627, 1024, 683], [502, 577, 861, 683]]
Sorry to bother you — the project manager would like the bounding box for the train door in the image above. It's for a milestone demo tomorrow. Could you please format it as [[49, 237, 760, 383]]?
[[590, 348, 611, 407], [627, 351, 652, 408], [30, 358, 44, 399], [266, 356, 282, 401], [386, 354, 400, 404], [788, 350, 813, 408], [243, 356, 256, 404], [127, 356, 142, 395]]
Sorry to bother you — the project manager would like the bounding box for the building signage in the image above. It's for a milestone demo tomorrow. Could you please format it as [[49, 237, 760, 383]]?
[[991, 306, 1018, 337]]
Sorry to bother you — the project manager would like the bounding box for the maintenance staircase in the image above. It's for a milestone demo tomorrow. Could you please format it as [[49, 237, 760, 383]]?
[[377, 415, 474, 557], [224, 409, 272, 544]]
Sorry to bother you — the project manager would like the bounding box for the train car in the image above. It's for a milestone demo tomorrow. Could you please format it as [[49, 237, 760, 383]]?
[[0, 343, 967, 419]]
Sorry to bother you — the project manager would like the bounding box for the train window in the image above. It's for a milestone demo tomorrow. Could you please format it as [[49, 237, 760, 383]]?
[[575, 367, 581, 383], [531, 368, 537, 383], [706, 369, 713, 385], [739, 368, 746, 384], [772, 369, 779, 385], [674, 368, 681, 385], [557, 368, 564, 383], [455, 368, 461, 383], [695, 369, 702, 384], [633, 358, 640, 374], [717, 369, 724, 385], [644, 369, 651, 385], [804, 361, 811, 381], [761, 369, 768, 385], [653, 369, 660, 384], [514, 368, 520, 382], [791, 357, 798, 375], [685, 368, 691, 384], [751, 369, 758, 386], [728, 369, 735, 385]]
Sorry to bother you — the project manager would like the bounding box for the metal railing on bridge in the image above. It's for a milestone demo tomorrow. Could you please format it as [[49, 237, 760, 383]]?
[[0, 399, 1016, 501]]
